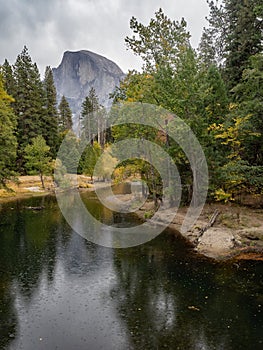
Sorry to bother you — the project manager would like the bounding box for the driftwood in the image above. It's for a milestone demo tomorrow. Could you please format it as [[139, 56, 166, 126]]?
[[195, 209, 220, 243], [24, 206, 45, 211]]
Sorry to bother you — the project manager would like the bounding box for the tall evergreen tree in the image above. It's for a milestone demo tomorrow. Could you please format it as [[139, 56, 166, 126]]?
[[0, 75, 17, 186], [201, 64, 229, 124], [198, 28, 217, 68], [224, 0, 263, 89], [13, 46, 46, 171], [1, 59, 16, 98], [58, 95, 73, 132], [80, 87, 101, 143], [200, 1, 226, 67], [43, 66, 59, 157], [232, 53, 263, 165], [203, 0, 263, 89]]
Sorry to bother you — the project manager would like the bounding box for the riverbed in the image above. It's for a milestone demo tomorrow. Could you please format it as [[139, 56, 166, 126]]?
[[0, 193, 262, 349]]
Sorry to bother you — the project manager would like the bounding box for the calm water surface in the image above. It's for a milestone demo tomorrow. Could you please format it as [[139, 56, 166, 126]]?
[[0, 193, 262, 350]]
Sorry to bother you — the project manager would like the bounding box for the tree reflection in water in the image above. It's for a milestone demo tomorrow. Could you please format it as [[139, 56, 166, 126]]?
[[0, 194, 262, 349], [111, 231, 263, 349]]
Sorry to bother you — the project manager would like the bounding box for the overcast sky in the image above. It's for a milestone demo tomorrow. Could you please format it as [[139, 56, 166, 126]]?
[[0, 0, 209, 75]]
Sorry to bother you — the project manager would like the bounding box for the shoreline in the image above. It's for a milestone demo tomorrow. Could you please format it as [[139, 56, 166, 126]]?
[[0, 175, 93, 203], [0, 176, 55, 204], [136, 200, 263, 262], [1, 176, 262, 262]]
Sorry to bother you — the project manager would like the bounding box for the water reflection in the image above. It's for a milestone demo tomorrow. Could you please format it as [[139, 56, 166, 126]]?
[[0, 194, 262, 349], [111, 236, 263, 349]]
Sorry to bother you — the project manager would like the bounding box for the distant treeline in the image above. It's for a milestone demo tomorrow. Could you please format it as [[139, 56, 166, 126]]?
[[0, 0, 263, 203]]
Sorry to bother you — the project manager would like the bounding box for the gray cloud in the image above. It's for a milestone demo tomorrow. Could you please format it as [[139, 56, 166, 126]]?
[[0, 0, 209, 75]]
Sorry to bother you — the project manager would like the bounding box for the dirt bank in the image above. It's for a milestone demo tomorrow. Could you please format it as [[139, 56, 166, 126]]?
[[136, 200, 263, 261]]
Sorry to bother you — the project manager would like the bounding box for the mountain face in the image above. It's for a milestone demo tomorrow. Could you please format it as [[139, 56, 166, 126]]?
[[52, 50, 125, 115]]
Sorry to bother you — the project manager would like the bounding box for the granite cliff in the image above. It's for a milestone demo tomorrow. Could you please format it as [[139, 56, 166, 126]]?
[[52, 50, 125, 115]]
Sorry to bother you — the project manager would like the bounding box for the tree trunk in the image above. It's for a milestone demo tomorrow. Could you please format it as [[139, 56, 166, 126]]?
[[40, 172, 45, 189], [195, 209, 220, 244]]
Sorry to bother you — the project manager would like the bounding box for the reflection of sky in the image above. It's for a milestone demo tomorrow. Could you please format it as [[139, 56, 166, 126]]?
[[1, 196, 262, 350], [154, 291, 177, 331], [12, 239, 128, 350]]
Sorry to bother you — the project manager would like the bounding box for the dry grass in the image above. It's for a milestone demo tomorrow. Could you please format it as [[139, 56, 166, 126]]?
[[0, 175, 93, 202], [0, 176, 54, 202]]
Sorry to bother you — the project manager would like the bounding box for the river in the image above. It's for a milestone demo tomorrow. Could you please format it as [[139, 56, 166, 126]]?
[[0, 192, 262, 349]]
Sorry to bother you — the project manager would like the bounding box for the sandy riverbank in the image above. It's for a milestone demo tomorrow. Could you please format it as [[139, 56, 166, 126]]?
[[0, 176, 54, 203], [0, 175, 93, 203]]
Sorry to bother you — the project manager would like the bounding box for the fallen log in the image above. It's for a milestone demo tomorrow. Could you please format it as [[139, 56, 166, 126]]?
[[24, 206, 45, 211], [195, 209, 220, 243]]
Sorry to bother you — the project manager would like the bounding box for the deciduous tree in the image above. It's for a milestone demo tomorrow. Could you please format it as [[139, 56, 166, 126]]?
[[125, 8, 190, 72], [24, 135, 51, 188]]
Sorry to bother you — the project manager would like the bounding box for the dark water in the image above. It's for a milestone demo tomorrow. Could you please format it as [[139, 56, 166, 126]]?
[[0, 193, 262, 350]]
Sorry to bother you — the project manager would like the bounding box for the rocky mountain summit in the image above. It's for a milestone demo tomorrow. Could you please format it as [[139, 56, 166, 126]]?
[[52, 50, 125, 114]]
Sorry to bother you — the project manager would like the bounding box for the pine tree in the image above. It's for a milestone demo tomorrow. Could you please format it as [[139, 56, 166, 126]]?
[[203, 0, 263, 89], [58, 95, 73, 132], [1, 59, 16, 98], [198, 28, 217, 68], [232, 53, 263, 165], [201, 1, 226, 66], [57, 130, 79, 173], [224, 0, 263, 89], [202, 64, 229, 124], [13, 46, 46, 171], [80, 88, 101, 144], [0, 75, 17, 186], [43, 66, 59, 157]]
